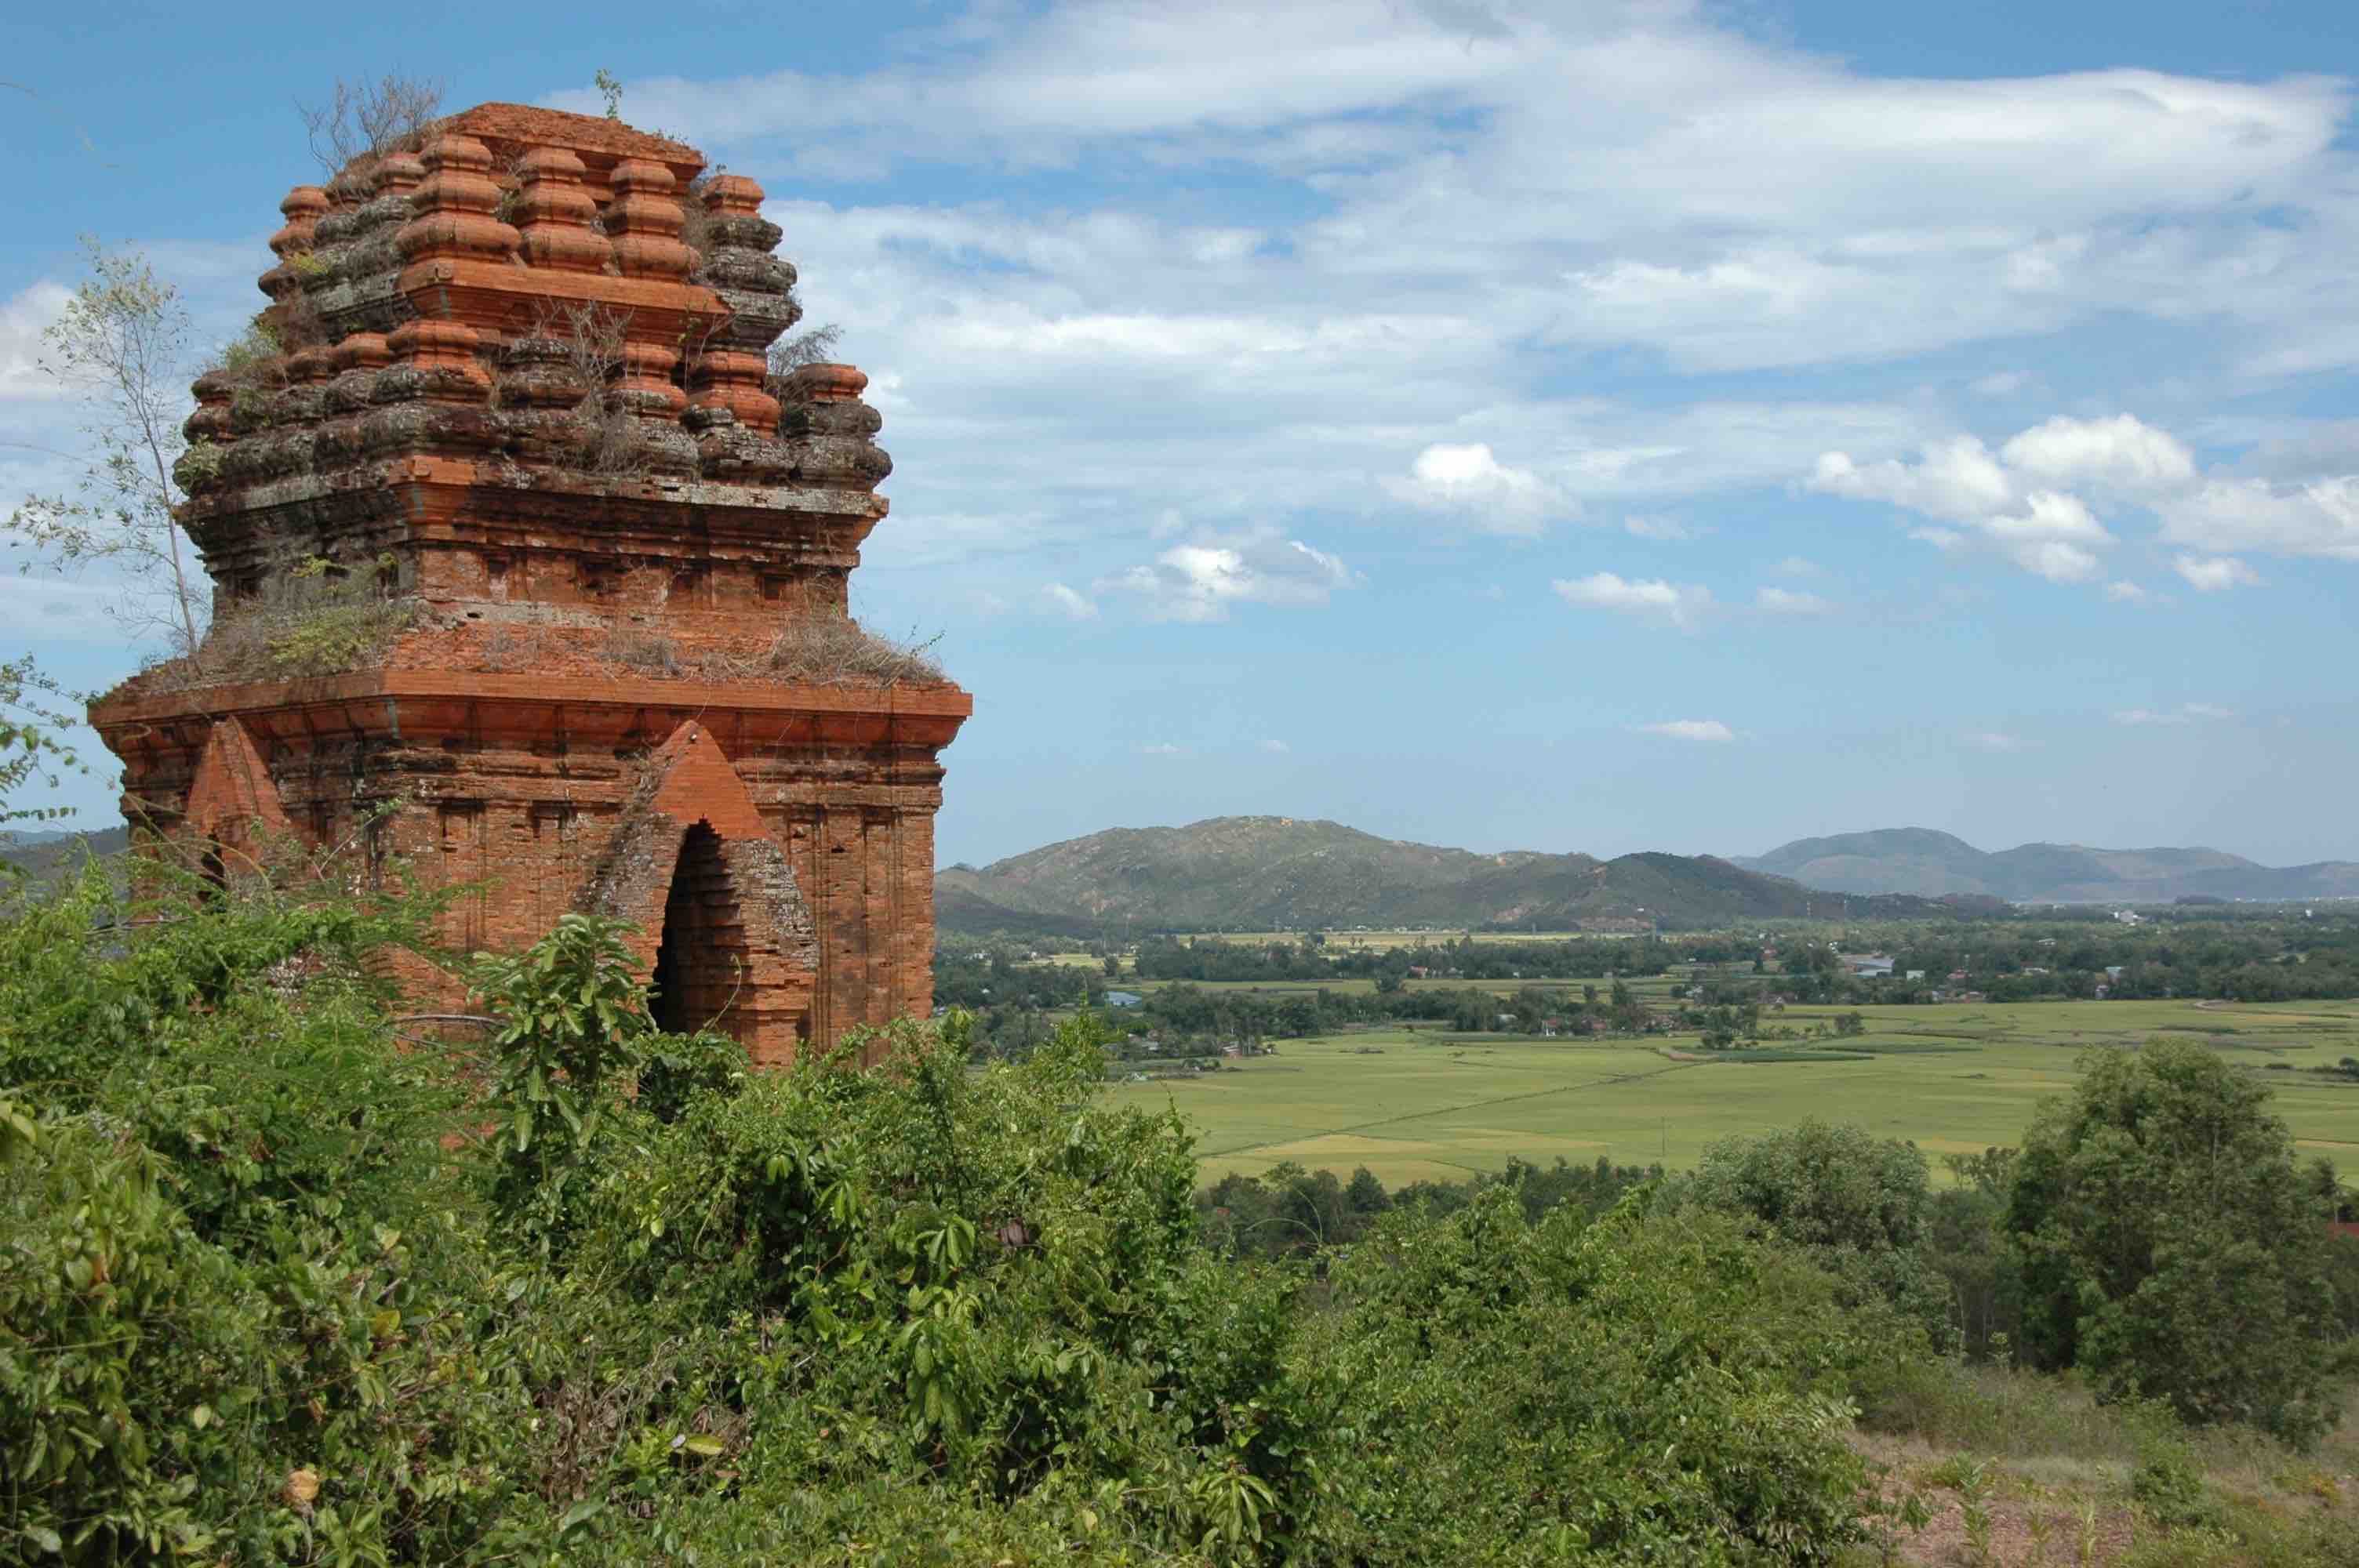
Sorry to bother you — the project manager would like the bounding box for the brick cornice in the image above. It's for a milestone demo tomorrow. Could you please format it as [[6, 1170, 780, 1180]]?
[[91, 670, 973, 731]]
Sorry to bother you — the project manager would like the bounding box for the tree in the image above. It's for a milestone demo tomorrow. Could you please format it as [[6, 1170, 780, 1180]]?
[[7, 242, 207, 655], [296, 73, 445, 176], [2008, 1039, 2343, 1443], [1681, 1119, 1947, 1333], [1926, 1148, 2023, 1360], [0, 655, 83, 827], [1345, 1165, 1390, 1217]]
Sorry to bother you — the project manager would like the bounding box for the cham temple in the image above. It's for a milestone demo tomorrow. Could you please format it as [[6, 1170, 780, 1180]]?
[[88, 103, 972, 1065]]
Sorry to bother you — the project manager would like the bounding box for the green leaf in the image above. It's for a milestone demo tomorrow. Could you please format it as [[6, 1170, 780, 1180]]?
[[558, 1497, 605, 1532], [682, 1435, 724, 1457]]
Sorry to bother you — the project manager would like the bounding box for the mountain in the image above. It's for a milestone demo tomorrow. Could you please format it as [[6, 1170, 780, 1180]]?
[[936, 816, 1986, 934], [0, 824, 131, 877], [1736, 827, 2359, 904]]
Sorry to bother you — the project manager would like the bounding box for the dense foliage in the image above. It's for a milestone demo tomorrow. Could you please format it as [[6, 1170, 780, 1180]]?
[[1670, 1121, 1950, 1338], [1196, 1155, 1664, 1264], [1, 859, 1900, 1566]]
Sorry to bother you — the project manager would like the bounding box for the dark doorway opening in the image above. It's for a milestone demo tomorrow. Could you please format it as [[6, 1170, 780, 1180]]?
[[652, 822, 750, 1040]]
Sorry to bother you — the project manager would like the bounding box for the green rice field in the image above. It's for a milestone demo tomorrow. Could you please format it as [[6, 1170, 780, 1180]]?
[[1100, 998, 2359, 1188]]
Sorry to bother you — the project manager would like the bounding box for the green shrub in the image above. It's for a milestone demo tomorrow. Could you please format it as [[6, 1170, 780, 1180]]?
[[1672, 1119, 1953, 1338], [1303, 1192, 1872, 1564]]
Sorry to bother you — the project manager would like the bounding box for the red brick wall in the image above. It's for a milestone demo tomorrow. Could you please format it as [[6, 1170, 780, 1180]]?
[[100, 678, 963, 1066]]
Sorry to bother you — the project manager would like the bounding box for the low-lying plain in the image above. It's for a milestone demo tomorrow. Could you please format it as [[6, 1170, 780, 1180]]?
[[1102, 998, 2359, 1186]]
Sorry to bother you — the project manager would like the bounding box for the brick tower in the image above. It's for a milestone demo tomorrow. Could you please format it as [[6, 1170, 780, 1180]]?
[[89, 104, 971, 1064]]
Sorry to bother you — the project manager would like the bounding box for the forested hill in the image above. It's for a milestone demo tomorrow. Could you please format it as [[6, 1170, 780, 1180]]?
[[1736, 826, 2359, 904], [0, 824, 130, 877], [935, 815, 1990, 934]]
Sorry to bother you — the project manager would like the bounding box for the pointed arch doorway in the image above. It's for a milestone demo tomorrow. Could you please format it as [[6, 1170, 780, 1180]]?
[[651, 822, 752, 1040], [585, 722, 820, 1064]]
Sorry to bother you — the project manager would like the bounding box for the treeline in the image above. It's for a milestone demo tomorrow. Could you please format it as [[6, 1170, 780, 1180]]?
[[1131, 934, 1674, 983], [1198, 1156, 1664, 1263], [1111, 913, 2359, 1007], [1129, 977, 1657, 1047], [935, 944, 1107, 1011], [1787, 914, 2359, 1005]]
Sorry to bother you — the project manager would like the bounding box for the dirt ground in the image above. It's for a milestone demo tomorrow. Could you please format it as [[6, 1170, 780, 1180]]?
[[1848, 1430, 2358, 1566]]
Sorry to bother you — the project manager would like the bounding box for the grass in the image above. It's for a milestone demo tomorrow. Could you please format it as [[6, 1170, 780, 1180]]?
[[1845, 1361, 2359, 1566], [1099, 998, 2359, 1187]]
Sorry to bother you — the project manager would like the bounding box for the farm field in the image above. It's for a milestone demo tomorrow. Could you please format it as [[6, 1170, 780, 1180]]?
[[1089, 972, 1695, 1001], [1099, 998, 2359, 1188], [1216, 928, 1637, 950]]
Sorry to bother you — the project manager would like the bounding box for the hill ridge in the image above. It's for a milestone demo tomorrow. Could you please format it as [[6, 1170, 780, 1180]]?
[[1735, 826, 2357, 903], [937, 815, 1984, 934]]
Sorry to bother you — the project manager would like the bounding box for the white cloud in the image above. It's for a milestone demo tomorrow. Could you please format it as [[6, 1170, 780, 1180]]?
[[0, 282, 71, 402], [1969, 370, 2034, 397], [2114, 702, 2235, 726], [1623, 514, 1694, 541], [0, 571, 123, 642], [1999, 414, 2195, 494], [2154, 477, 2359, 561], [1999, 539, 2105, 584], [1969, 731, 2026, 752], [1385, 442, 1565, 535], [1984, 489, 2110, 544], [2103, 579, 2157, 604], [1097, 527, 1358, 622], [1819, 432, 2128, 583], [1258, 738, 1290, 753], [1136, 742, 1187, 757], [1041, 582, 1099, 619], [1551, 572, 1714, 630], [1755, 586, 1833, 615], [2172, 553, 2262, 591], [1637, 719, 1736, 742], [1816, 408, 2357, 592], [1772, 555, 1823, 576], [1810, 437, 2013, 524]]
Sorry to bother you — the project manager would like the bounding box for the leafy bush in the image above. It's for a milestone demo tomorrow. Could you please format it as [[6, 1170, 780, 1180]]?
[[1671, 1118, 1952, 1338], [1302, 1190, 1872, 1563]]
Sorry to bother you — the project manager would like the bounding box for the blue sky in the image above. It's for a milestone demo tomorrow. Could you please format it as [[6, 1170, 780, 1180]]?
[[4, 0, 2356, 868]]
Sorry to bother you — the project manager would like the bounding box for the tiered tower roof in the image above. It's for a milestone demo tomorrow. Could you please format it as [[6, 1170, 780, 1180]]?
[[132, 101, 931, 691]]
